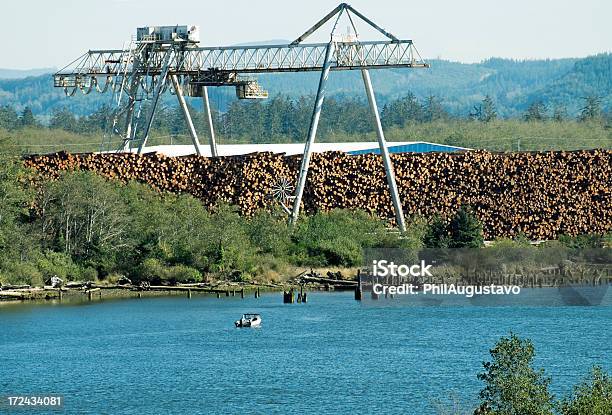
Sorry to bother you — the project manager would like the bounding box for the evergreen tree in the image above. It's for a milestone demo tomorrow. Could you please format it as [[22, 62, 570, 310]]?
[[578, 95, 602, 122], [50, 107, 78, 132], [481, 95, 497, 122], [524, 101, 548, 121], [81, 105, 112, 132], [448, 206, 484, 248], [552, 105, 568, 122], [423, 95, 447, 122], [20, 106, 36, 127], [381, 92, 423, 127], [0, 105, 19, 130], [423, 215, 450, 248]]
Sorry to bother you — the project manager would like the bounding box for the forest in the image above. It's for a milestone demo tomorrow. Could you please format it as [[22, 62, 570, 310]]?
[[0, 92, 610, 154]]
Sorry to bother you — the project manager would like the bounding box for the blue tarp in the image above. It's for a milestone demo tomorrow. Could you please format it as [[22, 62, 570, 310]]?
[[348, 142, 465, 155]]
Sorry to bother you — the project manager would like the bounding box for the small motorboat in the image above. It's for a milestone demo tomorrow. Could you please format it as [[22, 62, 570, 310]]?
[[235, 313, 262, 328]]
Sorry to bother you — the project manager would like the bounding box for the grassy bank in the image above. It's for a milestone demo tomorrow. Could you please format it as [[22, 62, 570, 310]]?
[[1, 119, 610, 154]]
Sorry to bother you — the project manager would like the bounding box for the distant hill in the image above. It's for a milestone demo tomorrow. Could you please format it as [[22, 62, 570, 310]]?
[[0, 54, 610, 118], [526, 54, 612, 113], [0, 68, 56, 79]]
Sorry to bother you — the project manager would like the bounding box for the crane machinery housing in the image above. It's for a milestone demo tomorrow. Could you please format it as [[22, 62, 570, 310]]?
[[53, 3, 429, 231]]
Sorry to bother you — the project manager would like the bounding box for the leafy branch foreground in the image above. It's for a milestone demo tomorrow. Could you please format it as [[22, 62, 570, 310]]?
[[473, 334, 611, 415], [433, 334, 612, 415]]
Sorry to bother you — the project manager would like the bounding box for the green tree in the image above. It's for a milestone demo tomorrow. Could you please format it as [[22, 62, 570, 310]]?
[[552, 105, 568, 122], [423, 95, 448, 122], [424, 215, 450, 248], [0, 105, 19, 130], [578, 96, 602, 122], [50, 107, 78, 132], [20, 106, 36, 127], [291, 209, 386, 267], [481, 95, 497, 122], [36, 172, 129, 273], [476, 333, 554, 415], [524, 101, 548, 121], [381, 92, 423, 127], [0, 139, 40, 285], [559, 366, 612, 415], [449, 207, 484, 248]]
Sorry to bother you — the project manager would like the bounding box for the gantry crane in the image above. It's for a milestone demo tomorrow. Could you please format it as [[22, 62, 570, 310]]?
[[53, 3, 428, 231]]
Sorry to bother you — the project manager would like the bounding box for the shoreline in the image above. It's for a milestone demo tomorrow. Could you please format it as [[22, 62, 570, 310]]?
[[0, 280, 357, 305]]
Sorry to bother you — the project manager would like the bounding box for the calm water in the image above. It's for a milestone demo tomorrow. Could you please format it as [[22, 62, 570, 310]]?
[[1, 292, 611, 414]]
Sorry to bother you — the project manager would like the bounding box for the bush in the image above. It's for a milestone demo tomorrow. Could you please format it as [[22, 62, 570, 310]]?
[[36, 250, 82, 282], [166, 264, 202, 284], [559, 366, 612, 415], [134, 258, 201, 285], [291, 209, 390, 267], [80, 267, 98, 282], [558, 234, 606, 249], [308, 236, 363, 267], [0, 262, 44, 287]]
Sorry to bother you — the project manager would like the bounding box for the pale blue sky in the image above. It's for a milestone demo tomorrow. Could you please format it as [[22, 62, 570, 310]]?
[[2, 0, 610, 69]]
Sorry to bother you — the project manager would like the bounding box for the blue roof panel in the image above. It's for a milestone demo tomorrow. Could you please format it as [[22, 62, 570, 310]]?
[[348, 142, 466, 155]]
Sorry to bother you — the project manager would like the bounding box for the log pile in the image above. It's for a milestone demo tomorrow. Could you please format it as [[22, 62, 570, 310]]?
[[23, 149, 612, 240]]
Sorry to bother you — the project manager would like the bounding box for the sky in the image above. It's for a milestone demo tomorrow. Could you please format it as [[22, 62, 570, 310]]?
[[1, 0, 610, 69]]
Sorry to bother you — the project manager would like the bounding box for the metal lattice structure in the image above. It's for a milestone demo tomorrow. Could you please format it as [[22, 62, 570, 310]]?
[[53, 3, 429, 230]]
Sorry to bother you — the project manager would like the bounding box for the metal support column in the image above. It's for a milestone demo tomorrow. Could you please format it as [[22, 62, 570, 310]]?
[[289, 42, 335, 226], [361, 69, 406, 232], [122, 99, 136, 152], [137, 51, 173, 154], [202, 86, 218, 157], [171, 74, 203, 156]]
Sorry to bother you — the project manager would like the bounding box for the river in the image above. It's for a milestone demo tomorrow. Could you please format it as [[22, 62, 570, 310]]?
[[1, 292, 611, 414]]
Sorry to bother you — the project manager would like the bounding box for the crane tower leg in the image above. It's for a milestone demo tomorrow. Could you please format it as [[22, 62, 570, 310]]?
[[171, 75, 203, 156], [122, 97, 136, 152], [202, 86, 218, 157], [137, 51, 173, 154], [289, 42, 335, 226], [361, 69, 406, 232]]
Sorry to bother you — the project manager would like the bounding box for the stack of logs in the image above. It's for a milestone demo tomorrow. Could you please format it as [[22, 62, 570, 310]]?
[[23, 149, 611, 240]]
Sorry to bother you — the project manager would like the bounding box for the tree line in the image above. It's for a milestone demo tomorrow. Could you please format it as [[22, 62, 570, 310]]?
[[0, 93, 608, 143]]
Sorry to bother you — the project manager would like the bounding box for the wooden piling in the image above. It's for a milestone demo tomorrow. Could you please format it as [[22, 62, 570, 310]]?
[[283, 289, 294, 304], [355, 270, 363, 301]]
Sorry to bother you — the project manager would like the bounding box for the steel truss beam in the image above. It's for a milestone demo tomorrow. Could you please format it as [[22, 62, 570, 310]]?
[[54, 40, 427, 87]]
